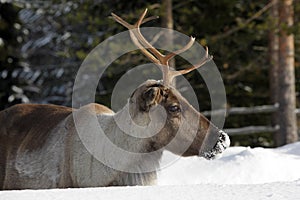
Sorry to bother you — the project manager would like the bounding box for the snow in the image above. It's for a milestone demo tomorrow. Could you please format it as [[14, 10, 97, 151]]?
[[158, 142, 300, 185], [1, 142, 300, 200], [1, 182, 300, 200]]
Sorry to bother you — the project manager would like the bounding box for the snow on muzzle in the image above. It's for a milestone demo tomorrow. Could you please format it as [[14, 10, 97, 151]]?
[[199, 130, 230, 160]]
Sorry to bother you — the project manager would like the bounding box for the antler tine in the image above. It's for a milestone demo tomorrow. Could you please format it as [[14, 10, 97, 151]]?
[[136, 8, 148, 27], [131, 10, 166, 62], [164, 36, 195, 63], [112, 9, 174, 85], [111, 10, 158, 28], [112, 11, 159, 64], [112, 9, 164, 64], [128, 31, 160, 64], [111, 12, 133, 29], [179, 46, 213, 75], [168, 46, 213, 82]]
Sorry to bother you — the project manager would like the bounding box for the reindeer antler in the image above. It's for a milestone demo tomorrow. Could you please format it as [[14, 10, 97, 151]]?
[[111, 9, 213, 86]]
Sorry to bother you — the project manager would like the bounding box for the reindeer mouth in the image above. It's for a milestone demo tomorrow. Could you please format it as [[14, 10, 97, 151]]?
[[199, 130, 230, 160]]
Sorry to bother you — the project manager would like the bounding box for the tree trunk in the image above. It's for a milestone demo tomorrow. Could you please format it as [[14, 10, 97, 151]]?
[[161, 0, 175, 69], [276, 0, 298, 146], [269, 0, 280, 145]]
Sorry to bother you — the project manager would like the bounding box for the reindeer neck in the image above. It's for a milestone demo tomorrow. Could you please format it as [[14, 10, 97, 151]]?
[[96, 103, 163, 163], [95, 109, 163, 185]]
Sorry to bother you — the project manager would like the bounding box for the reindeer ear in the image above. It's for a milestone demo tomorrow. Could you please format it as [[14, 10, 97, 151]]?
[[140, 86, 163, 112]]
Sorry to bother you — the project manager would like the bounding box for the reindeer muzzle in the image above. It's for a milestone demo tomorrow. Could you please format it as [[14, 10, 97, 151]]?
[[199, 130, 230, 160]]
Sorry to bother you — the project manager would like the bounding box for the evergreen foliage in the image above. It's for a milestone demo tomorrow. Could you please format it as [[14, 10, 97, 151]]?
[[1, 0, 299, 146]]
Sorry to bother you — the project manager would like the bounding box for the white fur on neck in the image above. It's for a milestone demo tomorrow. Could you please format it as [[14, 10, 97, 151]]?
[[70, 102, 163, 187]]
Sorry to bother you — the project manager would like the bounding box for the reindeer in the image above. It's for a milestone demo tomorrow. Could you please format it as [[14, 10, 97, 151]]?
[[0, 9, 230, 190]]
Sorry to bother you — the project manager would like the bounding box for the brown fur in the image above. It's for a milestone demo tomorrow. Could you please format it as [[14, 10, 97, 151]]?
[[0, 103, 113, 189]]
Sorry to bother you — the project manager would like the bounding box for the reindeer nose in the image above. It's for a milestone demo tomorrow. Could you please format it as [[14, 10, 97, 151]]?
[[199, 130, 230, 160], [219, 130, 231, 149]]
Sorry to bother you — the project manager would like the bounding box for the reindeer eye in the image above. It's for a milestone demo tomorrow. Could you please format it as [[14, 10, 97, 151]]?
[[168, 105, 181, 113]]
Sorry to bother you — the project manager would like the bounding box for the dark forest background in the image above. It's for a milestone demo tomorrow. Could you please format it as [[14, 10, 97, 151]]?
[[0, 0, 299, 147]]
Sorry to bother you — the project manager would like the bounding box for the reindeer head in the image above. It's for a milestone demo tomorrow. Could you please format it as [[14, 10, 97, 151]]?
[[112, 9, 230, 159]]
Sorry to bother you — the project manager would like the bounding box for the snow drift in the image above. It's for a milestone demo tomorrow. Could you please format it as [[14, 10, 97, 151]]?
[[1, 142, 300, 200], [158, 142, 300, 185]]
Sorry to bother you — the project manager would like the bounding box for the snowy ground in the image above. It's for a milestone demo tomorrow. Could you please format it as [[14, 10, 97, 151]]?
[[1, 182, 300, 200], [1, 142, 300, 200], [158, 142, 300, 185]]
